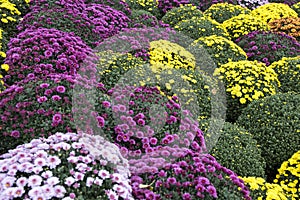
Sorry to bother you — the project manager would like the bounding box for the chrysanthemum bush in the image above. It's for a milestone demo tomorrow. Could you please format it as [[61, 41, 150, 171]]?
[[269, 56, 300, 93], [5, 0, 30, 16], [84, 0, 131, 16], [97, 52, 146, 90], [157, 0, 190, 14], [128, 9, 166, 28], [268, 17, 300, 41], [269, 0, 299, 7], [204, 2, 250, 23], [161, 4, 204, 28], [237, 0, 269, 10], [241, 177, 288, 200], [0, 132, 134, 200], [250, 3, 298, 24], [148, 39, 195, 72], [97, 27, 179, 60], [236, 92, 300, 180], [17, 3, 130, 48], [235, 30, 300, 66], [131, 150, 252, 199], [191, 35, 247, 67], [0, 73, 100, 155], [3, 28, 97, 86], [0, 0, 22, 48], [292, 2, 300, 15], [174, 16, 230, 40], [274, 150, 300, 199], [199, 119, 266, 177], [95, 83, 194, 157], [213, 60, 280, 122], [192, 0, 239, 12], [222, 14, 270, 40], [125, 0, 162, 19], [29, 0, 87, 13]]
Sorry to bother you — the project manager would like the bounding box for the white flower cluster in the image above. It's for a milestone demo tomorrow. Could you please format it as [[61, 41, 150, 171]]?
[[0, 132, 133, 200]]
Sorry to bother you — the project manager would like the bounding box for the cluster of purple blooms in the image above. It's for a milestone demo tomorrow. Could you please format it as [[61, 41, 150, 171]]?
[[235, 30, 300, 66]]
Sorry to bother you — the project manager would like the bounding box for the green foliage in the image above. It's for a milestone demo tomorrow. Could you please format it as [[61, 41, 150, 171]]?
[[199, 119, 266, 177], [236, 92, 300, 180]]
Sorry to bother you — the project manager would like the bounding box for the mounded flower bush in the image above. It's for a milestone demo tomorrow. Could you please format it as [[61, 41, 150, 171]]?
[[97, 52, 146, 90], [6, 0, 30, 16], [0, 132, 134, 200], [204, 2, 250, 23], [149, 39, 196, 72], [241, 177, 288, 199], [125, 0, 162, 19], [17, 3, 131, 48], [3, 28, 97, 85], [268, 17, 300, 41], [292, 2, 300, 15], [274, 150, 300, 199], [0, 73, 100, 155], [129, 9, 160, 28], [192, 0, 239, 12], [237, 0, 269, 10], [174, 16, 230, 40], [269, 56, 300, 93], [236, 92, 300, 180], [161, 4, 204, 28], [199, 119, 266, 177], [0, 0, 22, 46], [17, 8, 103, 48], [214, 60, 280, 122], [157, 0, 190, 14], [83, 0, 131, 16], [97, 27, 179, 60], [191, 35, 247, 67], [29, 0, 87, 13], [95, 83, 203, 158], [235, 30, 300, 66], [131, 150, 252, 199], [268, 0, 299, 6], [222, 14, 270, 40], [250, 3, 298, 24]]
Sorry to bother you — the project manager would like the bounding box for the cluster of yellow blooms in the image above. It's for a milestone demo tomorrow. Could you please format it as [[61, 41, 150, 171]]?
[[222, 13, 270, 40], [124, 0, 158, 12], [241, 177, 288, 200], [191, 35, 247, 67], [161, 4, 203, 27], [213, 60, 280, 104], [204, 2, 250, 23], [251, 3, 298, 24], [274, 150, 300, 200], [0, 0, 22, 24], [269, 56, 300, 93], [174, 16, 230, 40], [149, 40, 196, 73], [0, 28, 9, 91]]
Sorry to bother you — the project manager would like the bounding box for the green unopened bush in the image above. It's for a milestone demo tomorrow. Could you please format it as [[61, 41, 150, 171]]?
[[236, 92, 300, 180], [199, 119, 266, 177]]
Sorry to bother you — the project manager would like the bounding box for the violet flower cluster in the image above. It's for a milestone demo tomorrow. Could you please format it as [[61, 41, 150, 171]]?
[[0, 73, 100, 154], [131, 150, 252, 199], [157, 0, 190, 13], [0, 132, 133, 200], [3, 28, 97, 85], [235, 30, 300, 66]]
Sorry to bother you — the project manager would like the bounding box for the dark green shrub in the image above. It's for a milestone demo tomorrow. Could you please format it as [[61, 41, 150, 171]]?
[[236, 92, 300, 180]]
